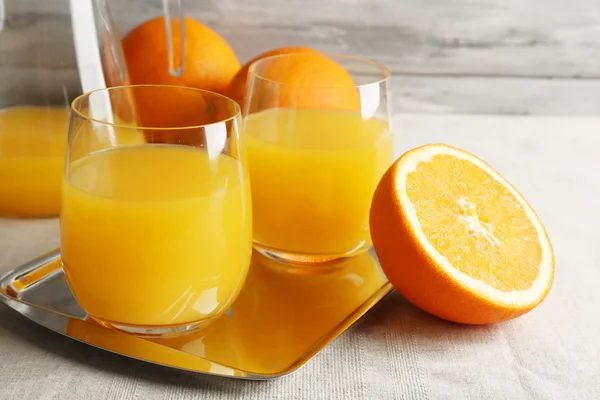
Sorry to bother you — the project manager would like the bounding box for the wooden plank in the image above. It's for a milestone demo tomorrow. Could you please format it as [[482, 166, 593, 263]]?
[[112, 0, 600, 78], [3, 66, 598, 116], [393, 75, 600, 115], [3, 1, 600, 115], [9, 0, 600, 78]]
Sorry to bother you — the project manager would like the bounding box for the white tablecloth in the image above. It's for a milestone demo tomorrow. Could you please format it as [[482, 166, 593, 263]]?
[[1, 114, 599, 399]]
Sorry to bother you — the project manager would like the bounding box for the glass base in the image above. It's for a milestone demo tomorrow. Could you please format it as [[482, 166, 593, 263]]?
[[253, 241, 371, 268], [88, 314, 222, 338]]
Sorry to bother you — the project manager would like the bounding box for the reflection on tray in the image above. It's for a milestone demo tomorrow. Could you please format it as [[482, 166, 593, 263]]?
[[152, 250, 388, 374], [1, 249, 391, 378], [65, 317, 245, 377]]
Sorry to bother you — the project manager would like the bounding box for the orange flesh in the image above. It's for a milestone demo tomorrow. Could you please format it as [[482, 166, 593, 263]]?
[[405, 154, 542, 292]]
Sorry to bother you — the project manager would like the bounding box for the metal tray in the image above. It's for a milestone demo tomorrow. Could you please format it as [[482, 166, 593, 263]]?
[[0, 249, 392, 380]]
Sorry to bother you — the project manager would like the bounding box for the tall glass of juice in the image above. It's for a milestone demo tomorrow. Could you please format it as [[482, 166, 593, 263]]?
[[61, 85, 252, 336], [243, 53, 393, 265]]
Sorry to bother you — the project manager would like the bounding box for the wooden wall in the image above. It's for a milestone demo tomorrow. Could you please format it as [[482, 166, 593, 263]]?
[[2, 0, 599, 115]]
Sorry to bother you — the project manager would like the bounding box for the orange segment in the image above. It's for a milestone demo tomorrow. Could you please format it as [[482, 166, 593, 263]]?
[[406, 154, 542, 292], [370, 144, 554, 325]]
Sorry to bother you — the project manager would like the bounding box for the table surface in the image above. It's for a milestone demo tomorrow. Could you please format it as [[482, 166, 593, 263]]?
[[1, 113, 599, 399], [2, 0, 600, 399]]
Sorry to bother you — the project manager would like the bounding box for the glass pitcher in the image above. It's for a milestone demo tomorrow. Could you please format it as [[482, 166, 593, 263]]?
[[0, 0, 185, 218]]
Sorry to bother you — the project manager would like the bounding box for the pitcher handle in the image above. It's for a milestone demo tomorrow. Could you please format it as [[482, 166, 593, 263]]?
[[0, 0, 5, 33], [163, 0, 185, 78]]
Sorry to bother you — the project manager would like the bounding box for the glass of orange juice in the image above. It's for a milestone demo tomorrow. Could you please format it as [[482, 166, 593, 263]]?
[[0, 0, 131, 218], [243, 53, 393, 265], [61, 85, 252, 337]]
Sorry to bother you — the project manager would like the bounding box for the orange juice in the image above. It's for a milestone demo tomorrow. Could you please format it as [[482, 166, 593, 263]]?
[[0, 106, 69, 217], [60, 144, 252, 328], [244, 108, 393, 256]]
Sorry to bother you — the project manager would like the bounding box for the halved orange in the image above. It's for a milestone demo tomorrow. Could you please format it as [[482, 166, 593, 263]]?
[[370, 144, 554, 325]]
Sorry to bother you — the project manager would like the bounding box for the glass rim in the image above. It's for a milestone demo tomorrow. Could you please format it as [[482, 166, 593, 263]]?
[[70, 84, 241, 131], [247, 53, 391, 89]]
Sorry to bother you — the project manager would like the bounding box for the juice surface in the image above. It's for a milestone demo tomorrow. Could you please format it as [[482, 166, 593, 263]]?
[[0, 106, 69, 217], [60, 144, 252, 327], [244, 108, 394, 256]]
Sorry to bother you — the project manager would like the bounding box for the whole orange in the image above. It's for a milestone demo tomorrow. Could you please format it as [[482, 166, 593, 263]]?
[[122, 17, 240, 94], [126, 86, 238, 146], [226, 46, 319, 106], [247, 53, 360, 112]]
